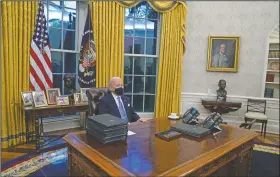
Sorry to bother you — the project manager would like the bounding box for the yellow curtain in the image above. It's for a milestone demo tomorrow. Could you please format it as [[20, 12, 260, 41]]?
[[1, 1, 38, 148], [89, 1, 125, 87], [155, 3, 186, 118], [118, 1, 179, 13]]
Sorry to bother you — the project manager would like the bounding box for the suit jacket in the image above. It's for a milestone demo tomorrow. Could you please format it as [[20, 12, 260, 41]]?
[[211, 52, 229, 68], [98, 93, 140, 122]]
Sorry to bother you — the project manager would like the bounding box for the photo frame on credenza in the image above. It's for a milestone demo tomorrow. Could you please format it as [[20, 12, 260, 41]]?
[[80, 88, 89, 102], [32, 91, 48, 108], [46, 88, 61, 105], [74, 93, 82, 104], [21, 91, 34, 106], [207, 36, 240, 72], [57, 96, 70, 106]]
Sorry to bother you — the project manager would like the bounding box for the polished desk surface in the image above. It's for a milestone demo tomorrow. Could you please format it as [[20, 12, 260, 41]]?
[[64, 117, 258, 176]]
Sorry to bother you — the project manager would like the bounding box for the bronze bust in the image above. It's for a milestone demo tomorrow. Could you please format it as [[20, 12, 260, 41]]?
[[216, 79, 227, 101]]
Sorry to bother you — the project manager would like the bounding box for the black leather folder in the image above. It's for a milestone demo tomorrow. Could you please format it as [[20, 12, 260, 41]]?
[[87, 114, 128, 144], [171, 123, 211, 138]]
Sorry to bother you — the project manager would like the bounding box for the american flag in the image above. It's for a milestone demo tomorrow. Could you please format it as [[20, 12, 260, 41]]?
[[30, 1, 53, 91], [82, 58, 90, 68]]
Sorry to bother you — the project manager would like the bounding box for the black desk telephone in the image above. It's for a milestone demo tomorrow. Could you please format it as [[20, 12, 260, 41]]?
[[203, 112, 223, 131], [182, 107, 200, 125]]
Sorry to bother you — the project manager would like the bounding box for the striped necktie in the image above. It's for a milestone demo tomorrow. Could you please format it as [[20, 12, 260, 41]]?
[[117, 96, 127, 121]]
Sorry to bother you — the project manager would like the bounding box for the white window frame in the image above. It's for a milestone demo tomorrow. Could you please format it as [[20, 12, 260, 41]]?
[[44, 1, 80, 95], [124, 4, 161, 113]]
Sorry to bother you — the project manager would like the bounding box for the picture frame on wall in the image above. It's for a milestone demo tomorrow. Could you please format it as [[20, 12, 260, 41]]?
[[46, 88, 61, 105], [207, 36, 240, 72], [21, 91, 34, 106], [32, 91, 48, 108]]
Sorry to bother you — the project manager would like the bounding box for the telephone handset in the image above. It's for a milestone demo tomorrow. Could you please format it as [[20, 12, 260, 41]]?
[[182, 107, 200, 125], [203, 112, 223, 131]]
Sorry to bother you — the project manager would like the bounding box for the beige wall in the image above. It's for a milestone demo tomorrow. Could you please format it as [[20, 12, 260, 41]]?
[[182, 1, 279, 97]]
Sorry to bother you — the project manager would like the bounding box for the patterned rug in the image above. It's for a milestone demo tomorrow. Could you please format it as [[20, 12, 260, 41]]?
[[1, 143, 279, 177]]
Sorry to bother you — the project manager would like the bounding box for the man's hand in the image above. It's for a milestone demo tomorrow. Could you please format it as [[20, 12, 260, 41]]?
[[136, 119, 145, 122]]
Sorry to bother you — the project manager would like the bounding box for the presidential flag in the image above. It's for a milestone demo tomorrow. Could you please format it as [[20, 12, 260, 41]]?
[[78, 5, 96, 88], [30, 1, 53, 91]]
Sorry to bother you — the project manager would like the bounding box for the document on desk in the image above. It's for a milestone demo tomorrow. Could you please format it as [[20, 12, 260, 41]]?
[[127, 131, 136, 136]]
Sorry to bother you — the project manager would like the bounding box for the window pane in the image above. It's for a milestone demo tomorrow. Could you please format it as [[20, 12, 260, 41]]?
[[63, 8, 76, 30], [134, 2, 147, 18], [146, 58, 157, 75], [63, 30, 76, 50], [147, 6, 158, 19], [125, 18, 134, 36], [64, 53, 76, 73], [134, 38, 144, 54], [49, 28, 62, 49], [135, 18, 145, 37], [124, 37, 133, 53], [64, 75, 76, 95], [133, 95, 143, 112], [145, 76, 156, 94], [146, 19, 157, 37], [144, 95, 155, 112], [134, 57, 145, 75], [51, 52, 63, 73], [133, 76, 144, 93], [53, 74, 63, 92], [50, 1, 61, 6], [124, 56, 133, 74], [146, 38, 156, 55], [125, 8, 134, 17], [64, 1, 76, 9], [48, 5, 62, 28], [124, 76, 132, 94]]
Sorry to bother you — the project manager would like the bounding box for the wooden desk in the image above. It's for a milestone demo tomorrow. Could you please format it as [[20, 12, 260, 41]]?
[[19, 104, 88, 151], [63, 118, 258, 177]]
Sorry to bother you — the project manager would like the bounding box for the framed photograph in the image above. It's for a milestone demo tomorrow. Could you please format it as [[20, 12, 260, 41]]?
[[21, 91, 33, 106], [73, 93, 82, 104], [46, 88, 61, 105], [57, 96, 70, 106], [32, 91, 48, 108], [207, 36, 240, 72], [80, 88, 89, 102]]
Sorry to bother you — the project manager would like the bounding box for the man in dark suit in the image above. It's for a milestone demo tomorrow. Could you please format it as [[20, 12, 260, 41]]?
[[98, 77, 144, 123]]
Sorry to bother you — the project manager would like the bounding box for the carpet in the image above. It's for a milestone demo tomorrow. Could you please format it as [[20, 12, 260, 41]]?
[[1, 144, 279, 177]]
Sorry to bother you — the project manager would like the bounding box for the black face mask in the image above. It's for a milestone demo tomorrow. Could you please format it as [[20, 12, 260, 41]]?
[[114, 87, 123, 95]]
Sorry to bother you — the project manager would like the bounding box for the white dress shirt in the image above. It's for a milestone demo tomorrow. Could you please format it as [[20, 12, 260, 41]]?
[[112, 93, 124, 108]]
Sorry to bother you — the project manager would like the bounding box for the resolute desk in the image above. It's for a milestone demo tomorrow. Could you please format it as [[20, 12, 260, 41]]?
[[63, 117, 258, 177]]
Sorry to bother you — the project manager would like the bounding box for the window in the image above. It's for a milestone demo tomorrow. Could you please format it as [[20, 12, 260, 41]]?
[[44, 1, 78, 95], [124, 2, 160, 112]]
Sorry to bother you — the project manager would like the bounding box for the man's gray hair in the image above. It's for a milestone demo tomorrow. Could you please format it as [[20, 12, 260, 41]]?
[[108, 77, 121, 88]]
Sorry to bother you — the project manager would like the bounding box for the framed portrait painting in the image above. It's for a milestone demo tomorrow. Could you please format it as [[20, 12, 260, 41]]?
[[21, 91, 33, 106], [32, 91, 48, 108], [46, 88, 61, 105], [207, 36, 240, 72]]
